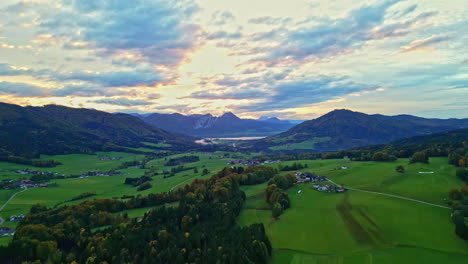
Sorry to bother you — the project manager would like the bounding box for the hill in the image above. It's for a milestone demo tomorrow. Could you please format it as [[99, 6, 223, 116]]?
[[140, 112, 295, 137], [250, 109, 468, 152], [0, 103, 193, 159]]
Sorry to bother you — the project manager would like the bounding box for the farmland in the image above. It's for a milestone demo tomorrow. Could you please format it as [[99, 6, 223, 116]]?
[[239, 157, 468, 263], [1, 151, 467, 262], [0, 150, 253, 244]]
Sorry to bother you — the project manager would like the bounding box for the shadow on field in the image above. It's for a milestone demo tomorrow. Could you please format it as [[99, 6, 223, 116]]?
[[337, 193, 386, 246]]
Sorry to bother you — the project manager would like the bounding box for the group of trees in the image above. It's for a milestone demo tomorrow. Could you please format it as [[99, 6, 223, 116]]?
[[278, 162, 308, 171], [372, 151, 397, 162], [449, 185, 468, 240], [124, 175, 152, 186], [265, 173, 297, 218], [165, 156, 200, 166], [409, 151, 429, 164], [0, 166, 275, 263], [0, 152, 61, 168]]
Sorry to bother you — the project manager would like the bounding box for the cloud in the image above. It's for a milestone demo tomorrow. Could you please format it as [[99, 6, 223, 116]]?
[[238, 76, 379, 111], [0, 63, 31, 76], [185, 89, 265, 100], [31, 34, 61, 47], [184, 74, 380, 112], [255, 0, 435, 63], [400, 34, 451, 52], [211, 11, 235, 25], [92, 98, 153, 106], [52, 85, 129, 97], [248, 16, 292, 25], [207, 31, 242, 40], [56, 69, 162, 87], [0, 81, 49, 97], [1, 62, 162, 88], [39, 0, 201, 67]]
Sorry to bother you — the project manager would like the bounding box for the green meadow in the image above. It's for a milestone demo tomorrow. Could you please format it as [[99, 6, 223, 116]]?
[[1, 152, 467, 262], [239, 157, 468, 263]]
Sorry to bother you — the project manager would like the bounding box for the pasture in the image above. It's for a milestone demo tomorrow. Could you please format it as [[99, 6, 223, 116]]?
[[239, 157, 468, 263]]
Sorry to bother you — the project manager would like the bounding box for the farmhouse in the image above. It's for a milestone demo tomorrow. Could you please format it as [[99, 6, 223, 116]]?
[[0, 227, 15, 237], [10, 214, 27, 222], [294, 172, 327, 183]]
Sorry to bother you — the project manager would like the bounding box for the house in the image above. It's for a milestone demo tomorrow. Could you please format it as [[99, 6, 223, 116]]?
[[341, 166, 348, 170], [10, 214, 27, 222], [337, 187, 347, 193]]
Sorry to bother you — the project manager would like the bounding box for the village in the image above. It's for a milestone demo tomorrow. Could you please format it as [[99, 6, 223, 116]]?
[[226, 159, 281, 166], [294, 171, 347, 193], [14, 169, 65, 177], [1, 179, 48, 190]]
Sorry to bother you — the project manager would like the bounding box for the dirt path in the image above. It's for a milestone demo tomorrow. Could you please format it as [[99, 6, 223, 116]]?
[[0, 187, 28, 213], [327, 179, 450, 210]]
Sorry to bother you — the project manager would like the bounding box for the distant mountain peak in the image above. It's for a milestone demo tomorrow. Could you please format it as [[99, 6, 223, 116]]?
[[220, 112, 240, 120]]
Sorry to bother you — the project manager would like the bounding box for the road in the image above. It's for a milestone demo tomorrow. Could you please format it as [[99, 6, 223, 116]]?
[[326, 179, 451, 210], [0, 187, 29, 225]]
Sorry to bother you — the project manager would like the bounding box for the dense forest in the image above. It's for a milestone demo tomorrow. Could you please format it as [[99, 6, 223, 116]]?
[[0, 166, 278, 263]]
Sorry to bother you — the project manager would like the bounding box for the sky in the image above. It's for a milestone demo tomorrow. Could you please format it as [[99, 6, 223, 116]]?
[[0, 0, 467, 120]]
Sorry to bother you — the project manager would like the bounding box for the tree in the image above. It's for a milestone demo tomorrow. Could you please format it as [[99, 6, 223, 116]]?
[[202, 168, 209, 175], [193, 167, 198, 174], [410, 151, 429, 164], [272, 203, 282, 218], [395, 165, 405, 173], [456, 168, 468, 183], [449, 188, 463, 200]]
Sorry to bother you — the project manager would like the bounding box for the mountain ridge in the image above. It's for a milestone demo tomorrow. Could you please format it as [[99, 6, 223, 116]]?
[[0, 102, 194, 158], [140, 112, 296, 137], [249, 109, 468, 152]]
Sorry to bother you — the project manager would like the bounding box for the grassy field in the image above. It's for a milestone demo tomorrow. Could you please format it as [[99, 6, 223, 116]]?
[[239, 157, 468, 263], [1, 152, 466, 262], [0, 151, 253, 225]]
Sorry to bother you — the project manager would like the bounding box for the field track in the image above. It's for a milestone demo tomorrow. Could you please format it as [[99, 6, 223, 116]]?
[[0, 187, 28, 212], [327, 179, 450, 209]]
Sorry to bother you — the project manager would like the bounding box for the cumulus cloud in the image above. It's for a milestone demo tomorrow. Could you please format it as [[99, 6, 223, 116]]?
[[252, 0, 436, 64], [39, 0, 201, 67]]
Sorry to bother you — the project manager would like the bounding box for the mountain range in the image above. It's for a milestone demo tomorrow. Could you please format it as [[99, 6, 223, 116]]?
[[0, 103, 193, 158], [250, 109, 468, 152], [138, 112, 296, 137]]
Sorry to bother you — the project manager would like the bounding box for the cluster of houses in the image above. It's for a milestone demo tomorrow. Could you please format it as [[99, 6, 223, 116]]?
[[14, 169, 65, 177], [294, 172, 327, 183], [313, 184, 347, 193], [1, 179, 48, 190], [98, 156, 123, 161], [294, 171, 347, 193], [0, 227, 15, 237], [79, 171, 123, 178], [227, 159, 281, 166], [10, 213, 27, 222]]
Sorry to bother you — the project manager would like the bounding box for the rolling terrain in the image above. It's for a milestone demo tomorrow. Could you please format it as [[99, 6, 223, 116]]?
[[239, 157, 468, 263]]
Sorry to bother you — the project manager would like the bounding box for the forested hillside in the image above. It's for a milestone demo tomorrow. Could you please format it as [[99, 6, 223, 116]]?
[[0, 103, 193, 159]]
